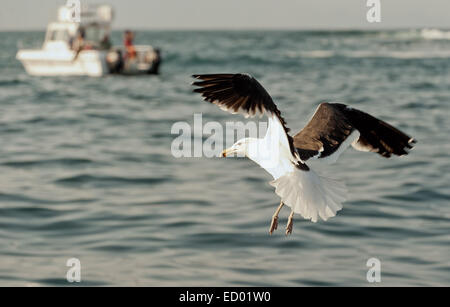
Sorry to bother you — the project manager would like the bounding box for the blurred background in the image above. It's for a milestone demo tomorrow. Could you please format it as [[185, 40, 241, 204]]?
[[0, 0, 449, 286]]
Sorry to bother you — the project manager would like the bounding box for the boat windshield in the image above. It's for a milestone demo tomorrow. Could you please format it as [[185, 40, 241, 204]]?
[[84, 24, 108, 46], [48, 29, 70, 42]]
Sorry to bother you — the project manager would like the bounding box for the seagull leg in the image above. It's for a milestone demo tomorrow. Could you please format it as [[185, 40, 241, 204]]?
[[285, 210, 294, 236], [269, 201, 284, 235]]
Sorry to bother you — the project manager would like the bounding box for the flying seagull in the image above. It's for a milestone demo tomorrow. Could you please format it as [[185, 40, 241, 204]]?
[[192, 73, 416, 235]]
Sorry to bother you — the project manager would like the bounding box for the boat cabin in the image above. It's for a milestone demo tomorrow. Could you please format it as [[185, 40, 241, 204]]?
[[43, 5, 113, 51]]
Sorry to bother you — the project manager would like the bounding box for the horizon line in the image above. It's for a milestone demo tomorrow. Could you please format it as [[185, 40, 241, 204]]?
[[1, 26, 448, 33]]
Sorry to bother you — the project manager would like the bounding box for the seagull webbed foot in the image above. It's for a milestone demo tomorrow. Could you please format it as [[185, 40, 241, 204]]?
[[269, 215, 278, 235], [285, 211, 294, 236], [269, 201, 284, 235]]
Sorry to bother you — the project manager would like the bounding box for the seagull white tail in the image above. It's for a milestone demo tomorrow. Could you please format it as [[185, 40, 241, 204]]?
[[269, 167, 347, 222]]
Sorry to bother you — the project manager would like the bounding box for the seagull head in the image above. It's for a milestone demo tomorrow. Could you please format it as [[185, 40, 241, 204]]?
[[221, 138, 257, 158]]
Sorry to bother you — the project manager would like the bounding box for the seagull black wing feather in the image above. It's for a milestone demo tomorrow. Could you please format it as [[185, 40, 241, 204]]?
[[293, 103, 416, 162], [192, 74, 279, 118], [335, 103, 416, 157]]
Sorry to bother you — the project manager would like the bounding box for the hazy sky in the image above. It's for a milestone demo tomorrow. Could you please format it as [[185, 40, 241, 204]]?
[[0, 0, 449, 31]]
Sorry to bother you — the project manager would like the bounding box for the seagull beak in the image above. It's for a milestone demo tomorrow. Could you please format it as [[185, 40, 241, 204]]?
[[221, 148, 233, 157]]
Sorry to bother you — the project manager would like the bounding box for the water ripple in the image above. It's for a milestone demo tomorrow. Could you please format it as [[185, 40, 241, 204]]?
[[54, 174, 172, 187], [0, 30, 448, 286]]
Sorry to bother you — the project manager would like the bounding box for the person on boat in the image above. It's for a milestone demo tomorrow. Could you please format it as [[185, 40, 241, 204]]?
[[147, 48, 161, 74], [72, 28, 86, 61], [72, 28, 85, 50], [123, 30, 137, 60], [106, 49, 124, 74], [100, 34, 112, 50]]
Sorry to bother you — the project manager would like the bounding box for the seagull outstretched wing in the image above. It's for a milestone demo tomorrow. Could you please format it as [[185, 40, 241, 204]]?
[[192, 73, 298, 159], [293, 102, 416, 163]]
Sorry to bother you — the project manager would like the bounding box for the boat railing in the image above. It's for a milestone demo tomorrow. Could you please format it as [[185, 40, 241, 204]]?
[[113, 45, 158, 62]]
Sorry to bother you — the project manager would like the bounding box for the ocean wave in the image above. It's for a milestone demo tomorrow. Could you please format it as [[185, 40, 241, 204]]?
[[1, 158, 94, 168], [421, 28, 450, 40], [54, 174, 171, 186], [0, 192, 97, 205], [0, 79, 27, 87], [285, 50, 335, 58], [347, 50, 450, 59], [369, 29, 450, 41], [285, 49, 450, 59]]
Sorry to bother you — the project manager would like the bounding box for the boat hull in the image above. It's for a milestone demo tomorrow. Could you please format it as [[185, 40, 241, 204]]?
[[16, 49, 108, 77]]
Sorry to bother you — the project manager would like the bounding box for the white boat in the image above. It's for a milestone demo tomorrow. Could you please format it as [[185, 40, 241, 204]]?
[[16, 5, 161, 77]]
